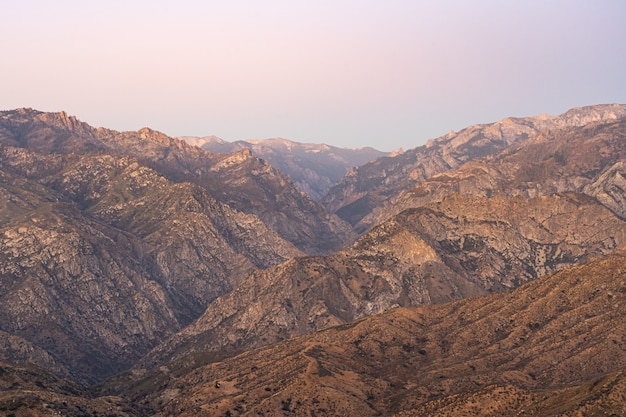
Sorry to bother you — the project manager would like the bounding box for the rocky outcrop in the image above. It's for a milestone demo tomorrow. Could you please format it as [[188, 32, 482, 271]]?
[[189, 136, 388, 200], [0, 145, 302, 382], [380, 117, 626, 227], [139, 192, 626, 367], [112, 249, 626, 416], [0, 109, 354, 254], [0, 332, 69, 379], [322, 104, 626, 232]]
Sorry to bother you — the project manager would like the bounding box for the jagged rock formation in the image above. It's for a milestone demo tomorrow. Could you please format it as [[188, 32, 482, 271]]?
[[0, 332, 69, 379], [0, 109, 354, 254], [185, 136, 387, 200], [139, 192, 626, 367], [0, 144, 302, 382], [106, 249, 626, 416], [322, 104, 626, 232], [381, 117, 626, 228]]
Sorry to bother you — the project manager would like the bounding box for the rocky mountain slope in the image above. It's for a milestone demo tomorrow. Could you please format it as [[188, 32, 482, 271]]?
[[0, 144, 302, 382], [107, 248, 626, 416], [322, 104, 626, 232], [184, 136, 387, 200], [138, 191, 626, 368], [0, 109, 354, 254], [2, 105, 626, 416], [0, 361, 142, 416], [379, 115, 626, 228]]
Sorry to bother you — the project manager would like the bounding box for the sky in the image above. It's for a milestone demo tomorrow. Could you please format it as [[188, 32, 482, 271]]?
[[2, 1, 625, 151]]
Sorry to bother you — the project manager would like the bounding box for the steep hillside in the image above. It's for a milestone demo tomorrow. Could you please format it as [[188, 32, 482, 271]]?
[[0, 362, 142, 416], [0, 145, 301, 382], [0, 109, 354, 254], [381, 116, 626, 228], [322, 104, 626, 232], [109, 249, 626, 416], [138, 192, 626, 367], [186, 136, 387, 200], [395, 372, 626, 417]]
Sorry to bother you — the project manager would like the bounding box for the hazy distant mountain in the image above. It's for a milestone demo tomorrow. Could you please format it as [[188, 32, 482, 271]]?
[[179, 136, 388, 200], [322, 104, 626, 232]]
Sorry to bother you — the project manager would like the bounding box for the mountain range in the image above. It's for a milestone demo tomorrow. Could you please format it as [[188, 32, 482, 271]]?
[[322, 104, 626, 232], [1, 109, 354, 256], [106, 248, 626, 416], [0, 104, 625, 416], [180, 136, 388, 201]]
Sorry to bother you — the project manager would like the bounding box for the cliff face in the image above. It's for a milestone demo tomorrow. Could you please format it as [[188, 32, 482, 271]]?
[[191, 136, 388, 201], [113, 249, 626, 417], [140, 192, 626, 368], [0, 109, 354, 254], [322, 104, 626, 232], [0, 144, 301, 382]]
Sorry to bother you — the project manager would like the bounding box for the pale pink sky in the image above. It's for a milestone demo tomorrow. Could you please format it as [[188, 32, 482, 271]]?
[[2, 1, 625, 150]]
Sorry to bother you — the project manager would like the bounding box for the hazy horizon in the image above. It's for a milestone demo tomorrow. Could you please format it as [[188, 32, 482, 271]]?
[[2, 1, 625, 151]]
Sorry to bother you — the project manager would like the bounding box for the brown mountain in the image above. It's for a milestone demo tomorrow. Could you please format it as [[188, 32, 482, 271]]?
[[139, 191, 626, 368], [322, 104, 626, 232], [0, 144, 301, 382], [3, 106, 626, 416], [380, 115, 626, 228], [184, 136, 388, 200], [105, 248, 626, 416], [0, 109, 354, 254]]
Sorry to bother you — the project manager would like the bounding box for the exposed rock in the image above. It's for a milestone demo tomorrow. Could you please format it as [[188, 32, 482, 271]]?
[[139, 192, 626, 367], [583, 161, 626, 218], [2, 105, 626, 416], [109, 249, 626, 416], [0, 332, 69, 379], [0, 109, 354, 254], [323, 104, 626, 232], [0, 145, 301, 382], [382, 117, 626, 227]]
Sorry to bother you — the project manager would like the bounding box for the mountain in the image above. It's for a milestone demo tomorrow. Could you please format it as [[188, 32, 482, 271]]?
[[180, 136, 388, 201], [380, 115, 626, 228], [106, 248, 626, 416], [0, 144, 302, 382], [322, 104, 626, 232], [0, 109, 354, 254], [137, 191, 626, 368], [2, 105, 626, 415]]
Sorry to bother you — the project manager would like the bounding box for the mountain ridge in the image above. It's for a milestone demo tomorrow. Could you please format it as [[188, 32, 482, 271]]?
[[0, 144, 302, 382], [106, 248, 626, 416], [184, 135, 388, 200], [0, 108, 355, 255], [1, 104, 626, 415], [137, 191, 626, 370], [322, 103, 626, 232]]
